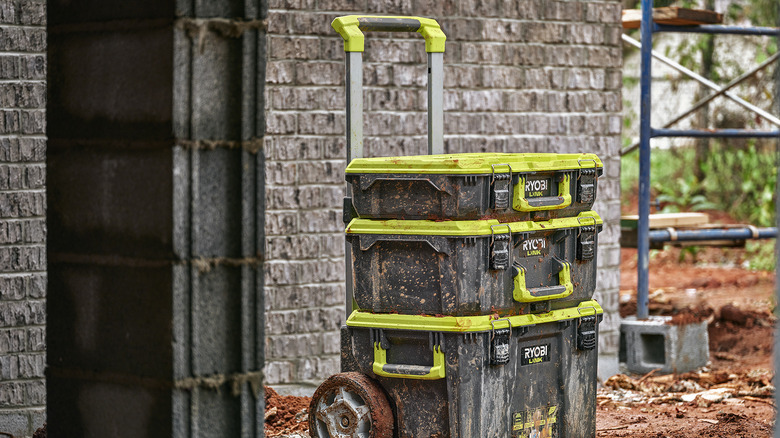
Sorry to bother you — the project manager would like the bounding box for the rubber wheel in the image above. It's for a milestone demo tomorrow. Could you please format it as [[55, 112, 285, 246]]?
[[309, 372, 394, 438]]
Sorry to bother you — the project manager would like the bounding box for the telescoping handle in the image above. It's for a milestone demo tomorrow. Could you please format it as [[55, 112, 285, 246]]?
[[331, 15, 446, 162], [334, 15, 447, 319]]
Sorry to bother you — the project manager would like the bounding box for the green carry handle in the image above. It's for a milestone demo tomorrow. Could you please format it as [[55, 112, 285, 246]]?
[[513, 173, 573, 212], [513, 259, 574, 303], [373, 342, 446, 380], [331, 15, 446, 53]]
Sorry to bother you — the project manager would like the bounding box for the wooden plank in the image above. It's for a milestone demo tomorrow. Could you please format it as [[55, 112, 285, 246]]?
[[622, 7, 723, 29], [620, 212, 710, 229]]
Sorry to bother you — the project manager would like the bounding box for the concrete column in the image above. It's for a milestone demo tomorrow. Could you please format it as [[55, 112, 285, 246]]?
[[46, 0, 266, 436]]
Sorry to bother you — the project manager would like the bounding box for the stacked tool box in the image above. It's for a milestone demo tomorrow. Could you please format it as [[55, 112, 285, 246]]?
[[310, 15, 605, 438]]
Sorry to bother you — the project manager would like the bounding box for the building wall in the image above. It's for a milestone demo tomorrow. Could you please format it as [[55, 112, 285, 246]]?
[[264, 0, 623, 391], [0, 0, 47, 435]]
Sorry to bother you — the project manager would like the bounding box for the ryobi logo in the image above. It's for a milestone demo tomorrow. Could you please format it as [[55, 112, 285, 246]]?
[[525, 178, 548, 197], [521, 238, 548, 257], [521, 343, 551, 366]]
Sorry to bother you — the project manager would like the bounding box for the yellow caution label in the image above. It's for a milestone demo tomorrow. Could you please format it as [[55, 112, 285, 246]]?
[[511, 405, 558, 437]]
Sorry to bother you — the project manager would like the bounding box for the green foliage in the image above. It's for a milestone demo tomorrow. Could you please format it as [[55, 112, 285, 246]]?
[[745, 240, 776, 271], [621, 144, 777, 227], [700, 142, 777, 226]]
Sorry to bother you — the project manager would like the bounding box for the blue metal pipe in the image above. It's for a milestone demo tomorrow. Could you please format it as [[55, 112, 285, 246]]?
[[652, 128, 780, 138], [637, 0, 653, 320], [655, 23, 780, 37], [649, 227, 777, 242]]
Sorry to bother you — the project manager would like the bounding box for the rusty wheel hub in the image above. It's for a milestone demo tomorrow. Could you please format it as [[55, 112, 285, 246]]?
[[309, 372, 393, 438]]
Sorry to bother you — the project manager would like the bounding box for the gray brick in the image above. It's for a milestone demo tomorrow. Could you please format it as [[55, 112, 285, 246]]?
[[0, 138, 45, 162], [265, 162, 297, 185], [0, 192, 45, 218], [269, 36, 321, 60], [265, 212, 298, 235], [19, 54, 45, 80], [0, 300, 45, 327], [263, 360, 295, 385], [0, 382, 24, 407], [20, 109, 44, 134], [0, 329, 25, 353], [267, 61, 295, 84], [297, 112, 345, 135], [26, 327, 44, 351], [295, 62, 342, 85], [0, 410, 28, 437], [0, 247, 46, 273], [296, 356, 339, 382], [0, 83, 46, 109], [0, 55, 19, 79]]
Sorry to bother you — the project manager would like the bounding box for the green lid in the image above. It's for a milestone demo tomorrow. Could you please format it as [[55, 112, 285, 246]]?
[[345, 211, 602, 235], [346, 300, 603, 332], [345, 152, 603, 174]]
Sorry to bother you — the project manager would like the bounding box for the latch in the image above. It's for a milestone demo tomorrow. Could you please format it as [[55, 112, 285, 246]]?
[[576, 315, 598, 350], [577, 225, 596, 260], [489, 319, 511, 365], [490, 224, 511, 270], [577, 167, 597, 204], [491, 163, 512, 209], [343, 197, 357, 224]]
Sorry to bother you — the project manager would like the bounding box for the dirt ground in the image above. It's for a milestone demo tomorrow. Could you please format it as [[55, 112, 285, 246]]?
[[265, 244, 777, 437]]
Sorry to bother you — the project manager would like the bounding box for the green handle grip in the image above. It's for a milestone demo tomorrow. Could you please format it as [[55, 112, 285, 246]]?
[[373, 342, 446, 380], [513, 261, 574, 303], [513, 173, 573, 212], [332, 15, 446, 53]]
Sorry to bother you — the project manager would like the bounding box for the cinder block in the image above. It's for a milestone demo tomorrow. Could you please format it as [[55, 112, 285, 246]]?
[[620, 316, 709, 374]]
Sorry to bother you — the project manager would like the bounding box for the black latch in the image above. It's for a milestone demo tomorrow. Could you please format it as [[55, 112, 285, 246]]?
[[577, 315, 598, 350], [577, 225, 596, 260], [491, 233, 510, 270], [489, 319, 511, 365], [343, 197, 357, 224], [491, 164, 512, 210], [577, 168, 597, 204]]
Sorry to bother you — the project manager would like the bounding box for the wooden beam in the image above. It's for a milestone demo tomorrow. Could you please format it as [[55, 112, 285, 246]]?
[[623, 7, 724, 29], [620, 212, 710, 229]]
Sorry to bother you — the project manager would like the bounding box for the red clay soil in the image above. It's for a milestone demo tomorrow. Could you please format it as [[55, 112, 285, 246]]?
[[265, 387, 311, 437], [601, 241, 776, 438]]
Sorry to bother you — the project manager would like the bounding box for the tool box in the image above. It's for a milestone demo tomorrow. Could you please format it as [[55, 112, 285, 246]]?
[[345, 152, 603, 221], [309, 14, 604, 438], [346, 212, 602, 316], [332, 301, 603, 437]]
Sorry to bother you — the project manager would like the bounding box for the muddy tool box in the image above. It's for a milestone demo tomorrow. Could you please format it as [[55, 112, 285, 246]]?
[[310, 301, 603, 437], [346, 211, 602, 316], [345, 152, 603, 221]]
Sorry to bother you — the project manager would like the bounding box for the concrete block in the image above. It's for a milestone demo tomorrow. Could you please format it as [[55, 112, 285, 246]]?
[[47, 264, 174, 379], [620, 316, 709, 374], [47, 379, 173, 437], [47, 27, 173, 141], [49, 0, 172, 25], [47, 146, 173, 259]]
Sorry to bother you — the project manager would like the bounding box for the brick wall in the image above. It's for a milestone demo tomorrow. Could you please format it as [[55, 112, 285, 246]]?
[[0, 0, 47, 435], [264, 0, 623, 390]]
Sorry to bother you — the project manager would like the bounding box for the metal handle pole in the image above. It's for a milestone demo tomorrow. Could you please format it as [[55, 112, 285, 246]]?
[[345, 51, 363, 318], [428, 52, 444, 154]]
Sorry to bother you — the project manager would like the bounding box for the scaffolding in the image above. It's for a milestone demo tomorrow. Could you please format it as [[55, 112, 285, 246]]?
[[631, 0, 780, 319]]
